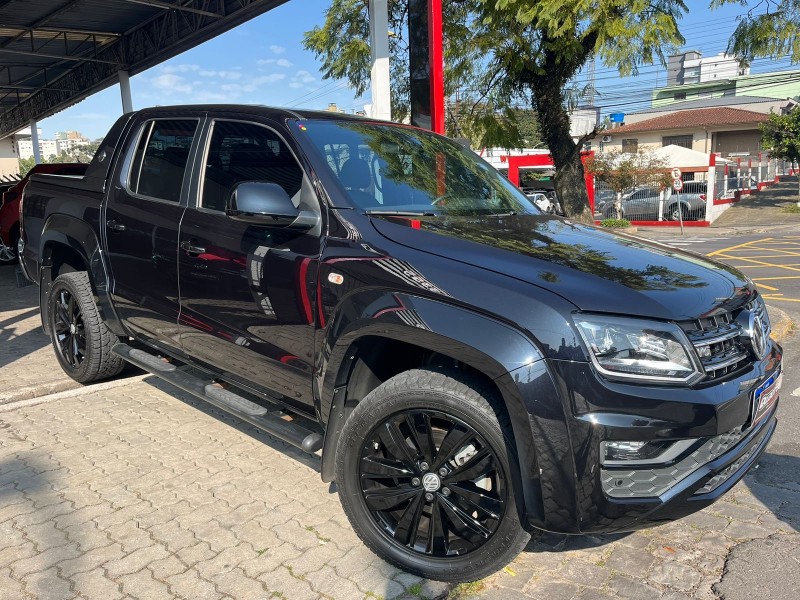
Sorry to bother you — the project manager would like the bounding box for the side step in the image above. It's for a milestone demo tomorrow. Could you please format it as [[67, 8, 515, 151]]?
[[112, 343, 323, 453]]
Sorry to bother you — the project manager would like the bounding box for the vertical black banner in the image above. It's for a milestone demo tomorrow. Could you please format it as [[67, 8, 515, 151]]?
[[408, 0, 431, 130]]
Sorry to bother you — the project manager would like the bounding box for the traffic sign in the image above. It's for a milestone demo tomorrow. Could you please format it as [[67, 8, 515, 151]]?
[[672, 178, 683, 192], [671, 167, 682, 180]]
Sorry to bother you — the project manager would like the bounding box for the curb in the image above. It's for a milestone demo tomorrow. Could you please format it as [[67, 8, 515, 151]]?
[[0, 374, 147, 412], [767, 304, 795, 343], [0, 379, 82, 406]]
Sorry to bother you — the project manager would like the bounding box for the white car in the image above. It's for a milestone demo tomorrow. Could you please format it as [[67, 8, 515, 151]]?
[[526, 192, 555, 213]]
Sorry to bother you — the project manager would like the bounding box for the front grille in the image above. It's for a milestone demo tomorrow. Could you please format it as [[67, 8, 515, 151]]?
[[678, 298, 766, 381]]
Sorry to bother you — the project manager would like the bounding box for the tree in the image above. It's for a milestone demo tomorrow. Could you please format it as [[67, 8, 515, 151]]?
[[713, 0, 800, 63], [304, 0, 687, 222], [586, 150, 671, 218], [18, 157, 35, 177], [760, 108, 800, 200]]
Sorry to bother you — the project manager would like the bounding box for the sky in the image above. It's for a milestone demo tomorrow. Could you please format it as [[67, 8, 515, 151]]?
[[38, 0, 798, 140]]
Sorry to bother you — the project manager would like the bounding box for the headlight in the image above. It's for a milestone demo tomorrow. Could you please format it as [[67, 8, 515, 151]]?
[[573, 314, 704, 385]]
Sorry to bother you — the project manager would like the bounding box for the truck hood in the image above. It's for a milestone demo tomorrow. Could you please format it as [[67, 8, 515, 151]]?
[[370, 214, 755, 320]]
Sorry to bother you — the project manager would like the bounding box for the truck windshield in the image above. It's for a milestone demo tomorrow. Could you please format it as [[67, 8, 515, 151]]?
[[294, 119, 539, 216]]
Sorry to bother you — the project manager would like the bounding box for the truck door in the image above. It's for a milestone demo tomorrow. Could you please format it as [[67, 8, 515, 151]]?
[[177, 118, 322, 412], [104, 117, 202, 354]]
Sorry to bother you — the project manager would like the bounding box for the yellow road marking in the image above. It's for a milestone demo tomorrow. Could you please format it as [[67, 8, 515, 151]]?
[[754, 283, 780, 291], [713, 254, 800, 273], [733, 263, 800, 268], [730, 247, 800, 256], [707, 238, 769, 257], [762, 296, 800, 303], [752, 276, 800, 281]]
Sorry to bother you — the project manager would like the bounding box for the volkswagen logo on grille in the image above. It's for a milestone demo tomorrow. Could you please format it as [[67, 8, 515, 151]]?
[[737, 309, 770, 360]]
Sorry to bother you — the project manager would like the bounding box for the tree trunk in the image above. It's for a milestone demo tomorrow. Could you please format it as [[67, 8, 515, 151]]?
[[530, 77, 593, 224]]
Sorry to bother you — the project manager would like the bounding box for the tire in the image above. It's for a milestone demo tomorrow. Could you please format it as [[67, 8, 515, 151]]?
[[335, 368, 530, 582], [667, 204, 688, 221], [47, 272, 125, 383]]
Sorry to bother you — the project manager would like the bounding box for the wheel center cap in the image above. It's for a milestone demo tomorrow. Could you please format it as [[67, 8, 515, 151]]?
[[421, 473, 441, 492], [69, 323, 76, 334]]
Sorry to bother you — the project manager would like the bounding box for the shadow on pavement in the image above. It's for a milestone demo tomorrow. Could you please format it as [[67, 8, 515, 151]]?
[[746, 452, 800, 531], [141, 374, 322, 475]]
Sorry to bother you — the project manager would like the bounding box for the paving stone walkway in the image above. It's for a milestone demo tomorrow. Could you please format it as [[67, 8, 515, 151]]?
[[0, 375, 796, 600]]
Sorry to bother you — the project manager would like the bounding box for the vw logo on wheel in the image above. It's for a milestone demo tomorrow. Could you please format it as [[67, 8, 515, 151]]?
[[421, 472, 441, 492]]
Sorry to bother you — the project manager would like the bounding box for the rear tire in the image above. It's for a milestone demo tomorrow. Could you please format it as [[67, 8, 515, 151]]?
[[47, 272, 125, 383], [335, 368, 530, 582], [0, 232, 18, 265], [667, 204, 688, 221]]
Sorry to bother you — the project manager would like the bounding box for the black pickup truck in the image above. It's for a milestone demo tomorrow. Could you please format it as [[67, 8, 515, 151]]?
[[19, 106, 783, 581]]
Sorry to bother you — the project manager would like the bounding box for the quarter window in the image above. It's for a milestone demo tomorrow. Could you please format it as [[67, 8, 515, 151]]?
[[200, 121, 303, 212], [128, 119, 198, 202]]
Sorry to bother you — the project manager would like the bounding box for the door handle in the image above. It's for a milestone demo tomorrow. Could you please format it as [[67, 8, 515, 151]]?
[[107, 219, 126, 232], [180, 240, 206, 255]]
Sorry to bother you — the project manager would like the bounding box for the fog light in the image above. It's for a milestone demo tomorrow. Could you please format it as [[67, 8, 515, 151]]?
[[601, 440, 673, 463]]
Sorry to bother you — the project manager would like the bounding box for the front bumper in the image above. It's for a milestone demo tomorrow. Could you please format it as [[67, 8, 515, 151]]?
[[514, 342, 782, 534]]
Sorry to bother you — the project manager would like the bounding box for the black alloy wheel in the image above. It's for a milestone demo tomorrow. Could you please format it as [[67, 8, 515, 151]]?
[[336, 368, 530, 581], [359, 409, 506, 558], [52, 288, 86, 369], [47, 272, 125, 383]]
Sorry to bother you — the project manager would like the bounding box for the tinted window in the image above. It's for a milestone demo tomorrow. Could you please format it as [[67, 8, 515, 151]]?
[[200, 121, 303, 211], [129, 119, 198, 202], [296, 120, 538, 216]]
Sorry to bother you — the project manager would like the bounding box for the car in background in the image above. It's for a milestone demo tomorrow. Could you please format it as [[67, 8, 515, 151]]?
[[525, 192, 555, 213], [0, 163, 88, 264], [665, 181, 707, 221], [602, 186, 661, 220]]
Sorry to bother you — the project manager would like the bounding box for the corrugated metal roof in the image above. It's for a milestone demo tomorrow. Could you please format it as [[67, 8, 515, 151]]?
[[608, 107, 770, 135], [0, 0, 289, 138]]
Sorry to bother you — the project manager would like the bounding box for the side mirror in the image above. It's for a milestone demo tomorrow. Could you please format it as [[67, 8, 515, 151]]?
[[226, 182, 317, 229]]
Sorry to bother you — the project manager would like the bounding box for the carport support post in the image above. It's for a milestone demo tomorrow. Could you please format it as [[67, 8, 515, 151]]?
[[119, 70, 133, 114], [368, 0, 391, 121], [706, 154, 716, 224], [29, 120, 41, 164]]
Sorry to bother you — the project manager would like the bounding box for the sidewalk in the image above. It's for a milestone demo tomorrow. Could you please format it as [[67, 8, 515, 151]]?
[[0, 265, 86, 404]]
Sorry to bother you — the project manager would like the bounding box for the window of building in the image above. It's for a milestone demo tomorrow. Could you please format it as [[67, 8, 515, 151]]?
[[662, 135, 693, 149], [128, 119, 198, 202], [674, 92, 686, 100], [622, 139, 638, 153], [200, 120, 303, 212]]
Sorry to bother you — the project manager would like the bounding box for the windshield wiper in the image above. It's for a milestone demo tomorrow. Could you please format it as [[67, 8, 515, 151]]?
[[364, 209, 438, 216]]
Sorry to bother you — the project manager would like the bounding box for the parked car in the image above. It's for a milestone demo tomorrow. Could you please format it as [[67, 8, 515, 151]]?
[[0, 163, 88, 264], [525, 192, 555, 213], [665, 181, 707, 221], [602, 186, 661, 220], [20, 106, 782, 582]]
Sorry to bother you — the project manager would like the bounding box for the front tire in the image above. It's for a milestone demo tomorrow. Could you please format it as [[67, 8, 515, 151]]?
[[47, 272, 125, 383], [335, 369, 530, 582]]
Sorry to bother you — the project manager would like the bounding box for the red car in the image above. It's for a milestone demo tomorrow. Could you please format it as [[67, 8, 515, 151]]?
[[0, 163, 88, 264]]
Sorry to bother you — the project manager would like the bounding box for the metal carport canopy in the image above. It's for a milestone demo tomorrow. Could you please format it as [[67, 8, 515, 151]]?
[[0, 0, 289, 139]]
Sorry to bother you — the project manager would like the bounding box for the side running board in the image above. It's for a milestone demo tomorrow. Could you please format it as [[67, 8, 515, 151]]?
[[112, 343, 323, 453]]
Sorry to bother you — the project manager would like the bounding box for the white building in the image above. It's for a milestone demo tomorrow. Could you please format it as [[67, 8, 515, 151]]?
[[17, 138, 59, 160], [667, 51, 749, 86]]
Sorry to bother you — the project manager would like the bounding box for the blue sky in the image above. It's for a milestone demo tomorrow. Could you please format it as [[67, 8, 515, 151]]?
[[39, 0, 796, 140]]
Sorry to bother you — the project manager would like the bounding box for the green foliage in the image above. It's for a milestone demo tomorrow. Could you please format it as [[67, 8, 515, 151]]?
[[600, 218, 633, 228], [761, 109, 800, 164], [782, 204, 800, 213], [18, 157, 35, 177], [16, 144, 99, 177], [587, 150, 672, 193], [304, 0, 688, 221], [712, 0, 800, 62]]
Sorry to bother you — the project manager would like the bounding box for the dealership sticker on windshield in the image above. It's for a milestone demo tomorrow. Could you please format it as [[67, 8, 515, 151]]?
[[753, 370, 782, 423]]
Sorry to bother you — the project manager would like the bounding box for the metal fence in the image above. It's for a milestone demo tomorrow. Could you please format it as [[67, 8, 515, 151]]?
[[594, 155, 793, 225]]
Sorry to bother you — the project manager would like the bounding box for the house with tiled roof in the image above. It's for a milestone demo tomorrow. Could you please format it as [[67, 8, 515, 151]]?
[[600, 106, 777, 158]]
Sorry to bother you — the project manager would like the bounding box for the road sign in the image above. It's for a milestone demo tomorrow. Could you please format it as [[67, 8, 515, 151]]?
[[671, 167, 682, 180], [672, 178, 683, 192]]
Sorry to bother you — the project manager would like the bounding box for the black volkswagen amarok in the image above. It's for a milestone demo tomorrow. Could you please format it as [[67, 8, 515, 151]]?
[[19, 106, 783, 581]]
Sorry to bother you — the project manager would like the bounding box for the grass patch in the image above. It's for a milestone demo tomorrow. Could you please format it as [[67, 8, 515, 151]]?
[[781, 204, 800, 214], [599, 218, 633, 228], [406, 583, 427, 599], [449, 580, 487, 598], [303, 525, 331, 543]]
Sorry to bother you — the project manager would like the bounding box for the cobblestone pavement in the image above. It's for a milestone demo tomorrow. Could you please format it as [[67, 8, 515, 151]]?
[[0, 373, 796, 600], [0, 266, 83, 404]]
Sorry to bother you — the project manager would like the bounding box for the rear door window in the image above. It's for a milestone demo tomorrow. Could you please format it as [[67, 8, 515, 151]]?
[[128, 119, 198, 202]]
